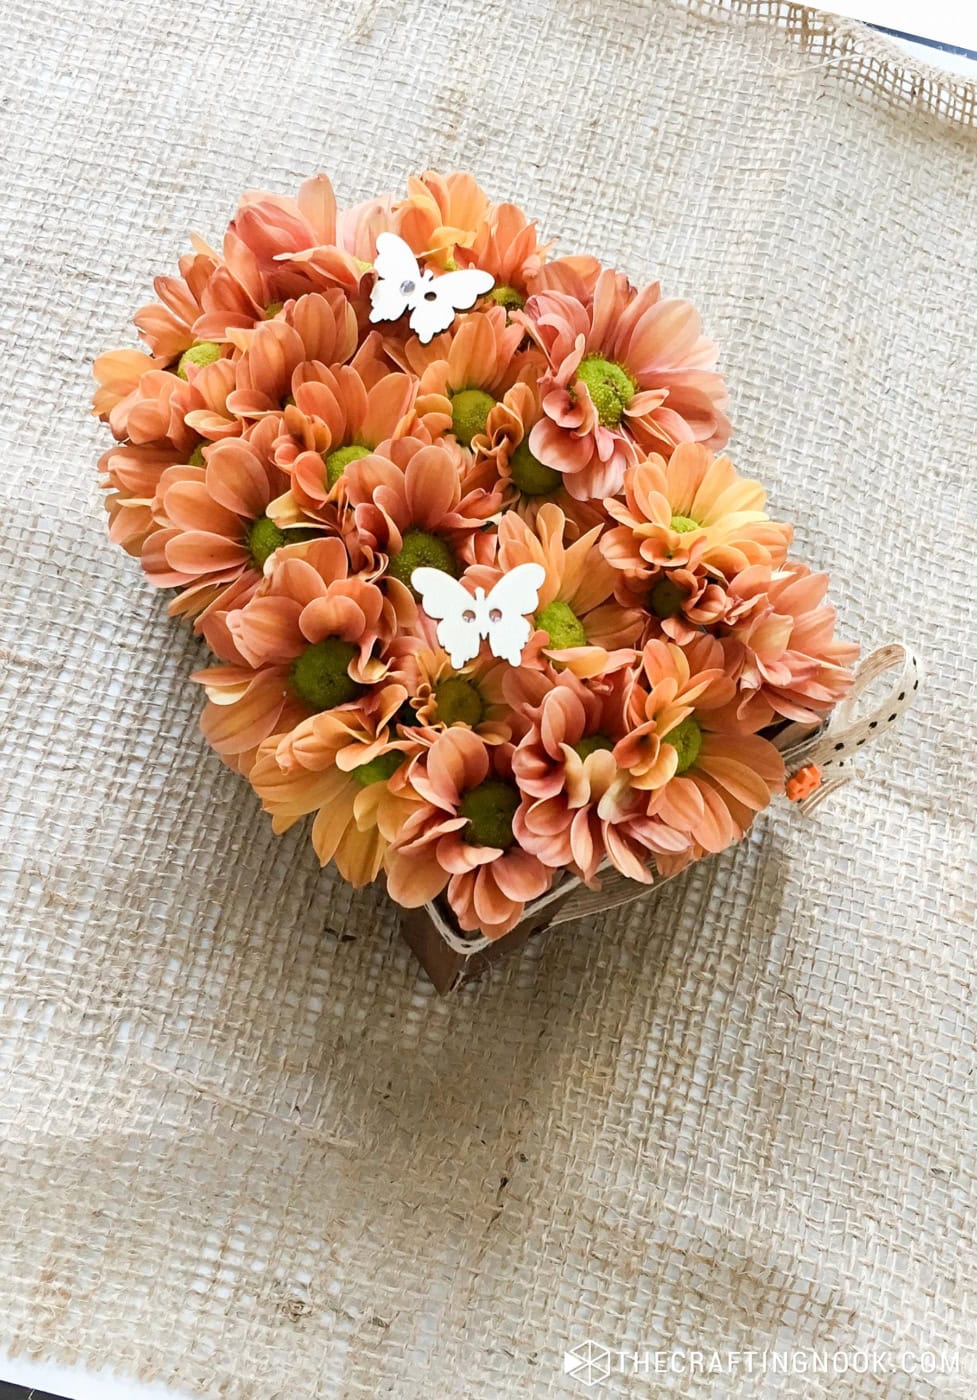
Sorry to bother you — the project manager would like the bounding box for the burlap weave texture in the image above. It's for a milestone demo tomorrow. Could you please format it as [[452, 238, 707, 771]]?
[[0, 2, 975, 1396]]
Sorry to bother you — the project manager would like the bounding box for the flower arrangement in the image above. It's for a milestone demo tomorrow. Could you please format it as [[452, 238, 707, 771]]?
[[93, 170, 862, 943]]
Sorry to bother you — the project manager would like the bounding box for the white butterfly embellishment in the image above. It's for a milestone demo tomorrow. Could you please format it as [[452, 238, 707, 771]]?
[[411, 564, 546, 669], [369, 233, 495, 344]]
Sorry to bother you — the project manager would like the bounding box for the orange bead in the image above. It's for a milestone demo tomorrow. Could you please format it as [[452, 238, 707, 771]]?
[[786, 764, 823, 801]]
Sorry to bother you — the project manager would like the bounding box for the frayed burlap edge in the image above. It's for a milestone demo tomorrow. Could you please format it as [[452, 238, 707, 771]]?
[[683, 0, 977, 126]]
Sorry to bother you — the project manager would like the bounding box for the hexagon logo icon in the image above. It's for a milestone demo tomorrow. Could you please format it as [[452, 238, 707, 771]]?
[[563, 1340, 612, 1386]]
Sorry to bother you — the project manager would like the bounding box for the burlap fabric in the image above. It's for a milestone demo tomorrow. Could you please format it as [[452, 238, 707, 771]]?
[[1, 2, 974, 1396]]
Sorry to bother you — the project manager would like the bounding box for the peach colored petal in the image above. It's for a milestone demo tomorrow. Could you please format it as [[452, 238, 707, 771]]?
[[651, 776, 705, 830], [163, 481, 242, 536], [206, 442, 272, 517], [166, 529, 249, 576], [229, 597, 305, 666], [299, 594, 365, 644], [492, 849, 551, 902], [405, 445, 458, 528], [335, 823, 386, 887], [200, 671, 289, 755], [386, 848, 449, 906], [428, 728, 487, 807], [310, 777, 359, 863], [274, 553, 337, 603], [471, 866, 517, 927]]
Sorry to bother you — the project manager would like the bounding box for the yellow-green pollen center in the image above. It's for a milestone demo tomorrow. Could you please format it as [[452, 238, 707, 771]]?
[[488, 285, 525, 312], [176, 341, 222, 379], [666, 715, 703, 773], [576, 354, 636, 428], [264, 301, 284, 318], [670, 514, 699, 533], [572, 733, 615, 761], [435, 676, 484, 728], [509, 439, 561, 497], [188, 444, 206, 467], [388, 530, 457, 589], [535, 600, 587, 650], [325, 442, 371, 487], [247, 515, 286, 569], [451, 388, 497, 446], [290, 639, 364, 711], [649, 577, 686, 619], [459, 780, 520, 849], [352, 750, 403, 787]]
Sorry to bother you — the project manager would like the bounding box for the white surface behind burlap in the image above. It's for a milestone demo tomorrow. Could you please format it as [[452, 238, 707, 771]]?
[[0, 2, 975, 1397]]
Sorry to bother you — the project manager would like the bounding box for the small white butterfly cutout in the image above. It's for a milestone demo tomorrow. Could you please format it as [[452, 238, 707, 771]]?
[[412, 564, 546, 669], [369, 233, 495, 344]]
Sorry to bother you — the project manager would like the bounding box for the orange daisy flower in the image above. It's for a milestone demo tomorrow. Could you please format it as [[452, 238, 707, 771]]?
[[478, 376, 606, 536], [601, 443, 792, 641], [384, 305, 529, 449], [249, 685, 419, 886], [603, 445, 792, 578], [385, 729, 552, 939], [518, 269, 730, 499], [94, 356, 204, 555], [220, 174, 372, 303], [217, 291, 359, 424], [402, 625, 513, 745], [99, 441, 196, 557], [717, 564, 859, 731], [193, 536, 415, 771], [342, 437, 503, 579], [394, 170, 492, 267], [132, 248, 224, 360], [271, 359, 418, 516], [511, 670, 690, 884], [495, 503, 642, 678], [453, 201, 552, 310], [615, 637, 784, 855], [141, 417, 296, 631], [93, 352, 201, 445]]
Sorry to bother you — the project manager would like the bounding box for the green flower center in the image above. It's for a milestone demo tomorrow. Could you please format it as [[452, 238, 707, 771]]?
[[176, 341, 222, 379], [188, 444, 206, 467], [352, 750, 403, 788], [388, 530, 457, 589], [290, 639, 364, 711], [576, 354, 636, 427], [247, 514, 286, 569], [572, 733, 615, 761], [435, 676, 484, 727], [451, 388, 498, 446], [325, 442, 371, 487], [666, 714, 703, 774], [264, 301, 284, 318], [509, 439, 561, 497], [670, 514, 699, 533], [649, 577, 686, 619], [488, 284, 526, 312], [535, 600, 587, 650], [459, 780, 520, 849]]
